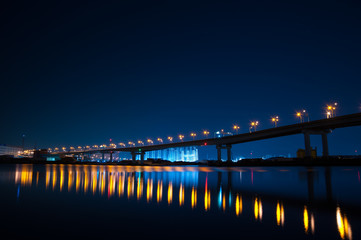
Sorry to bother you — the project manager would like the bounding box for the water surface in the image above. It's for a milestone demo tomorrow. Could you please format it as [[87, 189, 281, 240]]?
[[0, 164, 360, 239]]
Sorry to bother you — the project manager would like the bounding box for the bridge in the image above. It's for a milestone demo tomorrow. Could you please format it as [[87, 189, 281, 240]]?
[[60, 112, 361, 163]]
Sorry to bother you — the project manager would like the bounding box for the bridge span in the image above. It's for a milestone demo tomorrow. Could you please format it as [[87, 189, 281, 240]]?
[[63, 112, 361, 163]]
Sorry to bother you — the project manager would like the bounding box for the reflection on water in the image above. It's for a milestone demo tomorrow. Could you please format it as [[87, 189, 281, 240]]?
[[191, 187, 197, 209], [10, 164, 361, 239], [276, 201, 284, 227], [303, 205, 315, 235], [337, 207, 352, 240], [254, 197, 263, 221]]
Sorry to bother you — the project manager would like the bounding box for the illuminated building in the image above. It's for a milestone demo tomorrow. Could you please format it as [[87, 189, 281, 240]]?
[[0, 144, 22, 157], [144, 147, 198, 162]]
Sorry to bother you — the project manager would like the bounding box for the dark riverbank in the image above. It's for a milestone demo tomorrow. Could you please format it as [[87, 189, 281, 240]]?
[[1, 155, 361, 167]]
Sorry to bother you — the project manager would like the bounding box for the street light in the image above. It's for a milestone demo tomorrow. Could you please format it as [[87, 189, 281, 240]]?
[[190, 133, 197, 140], [128, 142, 135, 147], [271, 116, 279, 127], [233, 125, 240, 134], [326, 102, 337, 118], [118, 143, 125, 147], [326, 111, 332, 119], [296, 112, 303, 123], [157, 138, 163, 144], [138, 140, 144, 146], [302, 109, 310, 122], [147, 139, 154, 145], [168, 136, 173, 142], [250, 121, 259, 132], [179, 134, 184, 142], [203, 130, 210, 138]]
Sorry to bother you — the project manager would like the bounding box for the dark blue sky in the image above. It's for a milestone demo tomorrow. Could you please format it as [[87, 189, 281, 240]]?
[[1, 0, 361, 158]]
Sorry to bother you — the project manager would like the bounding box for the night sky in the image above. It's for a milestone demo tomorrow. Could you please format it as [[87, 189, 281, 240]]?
[[1, 0, 361, 158]]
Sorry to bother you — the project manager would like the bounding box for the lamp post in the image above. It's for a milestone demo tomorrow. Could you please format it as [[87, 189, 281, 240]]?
[[250, 121, 259, 132], [302, 109, 309, 122], [271, 116, 279, 127], [326, 102, 337, 118], [168, 136, 173, 142], [296, 112, 303, 123], [233, 125, 240, 134], [179, 134, 184, 142], [190, 133, 196, 140], [203, 130, 210, 138]]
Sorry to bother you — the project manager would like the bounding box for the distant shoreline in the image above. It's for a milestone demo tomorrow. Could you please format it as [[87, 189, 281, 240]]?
[[0, 155, 360, 167]]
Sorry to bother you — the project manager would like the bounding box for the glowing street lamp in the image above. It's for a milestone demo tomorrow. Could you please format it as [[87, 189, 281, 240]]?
[[190, 133, 197, 140], [271, 116, 279, 127], [326, 111, 332, 119], [302, 109, 310, 122], [296, 112, 303, 123], [138, 140, 144, 146], [147, 139, 154, 145], [249, 121, 259, 132], [168, 136, 173, 142], [203, 130, 210, 138], [326, 102, 337, 118], [118, 143, 125, 147], [233, 125, 240, 134], [70, 146, 75, 151], [179, 134, 184, 142], [157, 138, 163, 144], [128, 142, 135, 147], [62, 147, 66, 152]]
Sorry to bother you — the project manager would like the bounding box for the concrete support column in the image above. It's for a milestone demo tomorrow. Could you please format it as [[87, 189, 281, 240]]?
[[322, 133, 329, 158], [226, 144, 232, 163], [131, 152, 136, 163], [216, 145, 222, 162], [140, 152, 145, 164], [304, 132, 311, 158]]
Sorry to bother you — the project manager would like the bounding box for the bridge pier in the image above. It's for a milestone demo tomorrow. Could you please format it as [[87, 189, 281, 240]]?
[[321, 133, 329, 157], [217, 145, 222, 162], [303, 130, 331, 158], [131, 151, 145, 164], [216, 144, 232, 162], [140, 152, 145, 164], [131, 152, 136, 163], [304, 132, 311, 157], [226, 145, 232, 163], [110, 152, 113, 162], [102, 152, 104, 161]]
